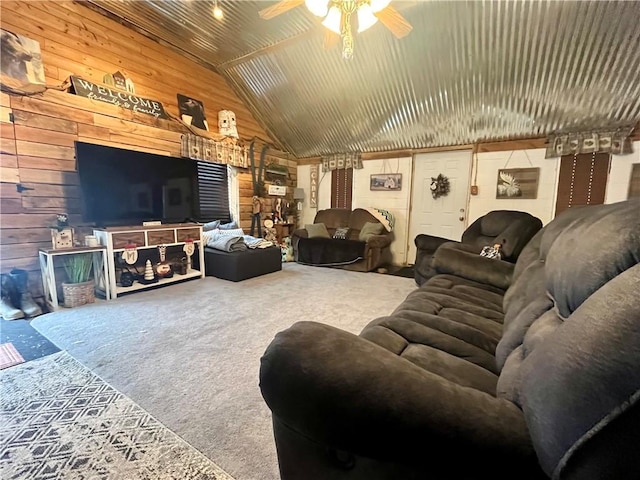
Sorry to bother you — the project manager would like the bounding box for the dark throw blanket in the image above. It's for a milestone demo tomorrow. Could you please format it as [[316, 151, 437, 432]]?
[[297, 237, 366, 266]]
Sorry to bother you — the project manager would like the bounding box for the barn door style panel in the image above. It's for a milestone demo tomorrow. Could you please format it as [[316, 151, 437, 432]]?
[[555, 153, 610, 216]]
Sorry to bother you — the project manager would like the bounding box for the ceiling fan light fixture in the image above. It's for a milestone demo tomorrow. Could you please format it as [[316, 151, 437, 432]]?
[[305, 0, 329, 17], [356, 3, 378, 32], [322, 6, 343, 34], [212, 0, 223, 20], [369, 0, 391, 13]]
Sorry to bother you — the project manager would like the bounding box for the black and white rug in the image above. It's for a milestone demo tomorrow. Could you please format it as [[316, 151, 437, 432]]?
[[0, 351, 235, 480]]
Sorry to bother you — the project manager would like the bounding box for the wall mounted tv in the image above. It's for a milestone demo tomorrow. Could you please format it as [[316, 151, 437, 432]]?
[[76, 142, 199, 226]]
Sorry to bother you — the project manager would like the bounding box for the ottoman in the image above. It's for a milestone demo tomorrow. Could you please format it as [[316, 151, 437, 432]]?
[[203, 247, 282, 282]]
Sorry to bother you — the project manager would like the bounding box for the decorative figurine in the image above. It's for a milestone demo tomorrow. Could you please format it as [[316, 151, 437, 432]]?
[[183, 239, 195, 271], [218, 110, 238, 138]]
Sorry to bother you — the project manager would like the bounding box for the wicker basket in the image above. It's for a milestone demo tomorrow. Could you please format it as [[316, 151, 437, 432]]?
[[62, 280, 95, 308]]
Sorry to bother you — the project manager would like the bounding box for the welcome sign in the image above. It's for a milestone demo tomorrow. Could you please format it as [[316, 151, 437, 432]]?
[[70, 76, 168, 119]]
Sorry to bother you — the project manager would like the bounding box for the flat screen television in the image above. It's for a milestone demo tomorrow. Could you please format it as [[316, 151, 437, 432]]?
[[76, 142, 199, 226]]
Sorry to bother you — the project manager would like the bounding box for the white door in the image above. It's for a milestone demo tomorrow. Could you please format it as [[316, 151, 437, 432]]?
[[407, 150, 472, 264]]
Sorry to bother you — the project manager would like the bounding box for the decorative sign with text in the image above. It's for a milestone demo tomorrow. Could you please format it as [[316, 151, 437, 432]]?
[[309, 164, 318, 208], [70, 76, 168, 119]]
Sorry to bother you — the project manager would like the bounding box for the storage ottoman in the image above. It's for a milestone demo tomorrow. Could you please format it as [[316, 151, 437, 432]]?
[[203, 247, 282, 282]]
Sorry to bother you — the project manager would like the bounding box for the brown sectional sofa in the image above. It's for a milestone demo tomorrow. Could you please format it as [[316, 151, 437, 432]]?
[[260, 199, 640, 480]]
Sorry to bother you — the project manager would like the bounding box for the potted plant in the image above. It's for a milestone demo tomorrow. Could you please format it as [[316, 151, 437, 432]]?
[[62, 253, 95, 307]]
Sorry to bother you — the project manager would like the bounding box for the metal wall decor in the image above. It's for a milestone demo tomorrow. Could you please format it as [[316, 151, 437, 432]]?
[[181, 134, 248, 168], [545, 127, 634, 158], [321, 153, 363, 172]]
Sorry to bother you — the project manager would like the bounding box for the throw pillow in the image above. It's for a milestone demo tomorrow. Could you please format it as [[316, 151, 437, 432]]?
[[202, 220, 221, 232], [358, 222, 384, 242], [305, 223, 330, 238], [333, 227, 349, 240]]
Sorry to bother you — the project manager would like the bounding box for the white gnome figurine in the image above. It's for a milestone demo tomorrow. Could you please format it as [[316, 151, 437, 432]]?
[[218, 110, 239, 138]]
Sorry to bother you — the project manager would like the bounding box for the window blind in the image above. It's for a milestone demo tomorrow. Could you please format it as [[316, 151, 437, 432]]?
[[331, 168, 353, 209], [555, 153, 610, 216], [197, 161, 230, 222]]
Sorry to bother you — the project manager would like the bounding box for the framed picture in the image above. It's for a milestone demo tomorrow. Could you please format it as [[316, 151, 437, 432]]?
[[496, 168, 539, 199], [177, 94, 209, 131], [370, 173, 402, 191], [1, 29, 46, 86]]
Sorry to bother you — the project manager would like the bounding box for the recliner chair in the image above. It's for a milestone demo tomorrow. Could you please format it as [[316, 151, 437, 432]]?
[[414, 210, 543, 285]]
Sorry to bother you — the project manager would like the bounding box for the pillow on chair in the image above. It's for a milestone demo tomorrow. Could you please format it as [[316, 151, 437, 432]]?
[[333, 227, 349, 239], [359, 222, 384, 241], [305, 223, 330, 238]]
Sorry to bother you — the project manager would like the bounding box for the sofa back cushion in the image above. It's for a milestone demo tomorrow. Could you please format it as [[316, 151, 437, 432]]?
[[314, 209, 351, 232], [347, 208, 386, 241], [495, 199, 640, 477]]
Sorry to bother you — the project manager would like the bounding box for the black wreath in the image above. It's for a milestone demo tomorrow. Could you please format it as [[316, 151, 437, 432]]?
[[430, 174, 450, 199]]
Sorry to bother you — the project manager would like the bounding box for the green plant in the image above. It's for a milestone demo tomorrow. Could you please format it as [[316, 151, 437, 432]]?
[[63, 254, 93, 284]]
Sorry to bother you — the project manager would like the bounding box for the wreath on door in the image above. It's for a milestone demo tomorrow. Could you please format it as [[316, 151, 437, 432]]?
[[430, 174, 450, 199]]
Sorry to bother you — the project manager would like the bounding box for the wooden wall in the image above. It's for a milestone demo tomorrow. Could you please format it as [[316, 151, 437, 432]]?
[[0, 0, 296, 298]]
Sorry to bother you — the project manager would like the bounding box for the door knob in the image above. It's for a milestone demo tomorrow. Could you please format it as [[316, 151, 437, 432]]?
[[459, 216, 465, 221]]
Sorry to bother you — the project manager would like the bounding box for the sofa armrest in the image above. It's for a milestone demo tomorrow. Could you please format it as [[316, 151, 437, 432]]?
[[431, 246, 514, 290], [365, 234, 391, 249], [414, 233, 452, 253], [291, 228, 308, 239], [260, 321, 535, 468]]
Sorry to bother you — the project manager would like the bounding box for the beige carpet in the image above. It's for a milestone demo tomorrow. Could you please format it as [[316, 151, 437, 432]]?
[[31, 263, 416, 480]]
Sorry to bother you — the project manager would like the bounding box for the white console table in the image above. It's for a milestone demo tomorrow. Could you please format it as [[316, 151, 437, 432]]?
[[39, 246, 111, 311], [93, 223, 205, 299]]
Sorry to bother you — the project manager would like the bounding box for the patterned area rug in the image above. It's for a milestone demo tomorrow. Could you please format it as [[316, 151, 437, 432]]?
[[0, 351, 235, 480], [0, 343, 24, 370]]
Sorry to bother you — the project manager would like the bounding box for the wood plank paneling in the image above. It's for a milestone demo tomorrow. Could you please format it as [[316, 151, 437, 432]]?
[[12, 110, 78, 134], [0, 0, 297, 304]]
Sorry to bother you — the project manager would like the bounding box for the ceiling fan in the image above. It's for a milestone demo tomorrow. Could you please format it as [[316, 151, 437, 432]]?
[[259, 0, 413, 59]]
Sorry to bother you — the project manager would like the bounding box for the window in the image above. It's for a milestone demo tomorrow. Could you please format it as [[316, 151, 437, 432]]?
[[555, 153, 610, 216], [331, 168, 353, 209], [197, 161, 230, 221]]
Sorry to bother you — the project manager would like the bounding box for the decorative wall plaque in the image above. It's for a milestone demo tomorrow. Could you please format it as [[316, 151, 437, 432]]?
[[70, 76, 168, 119]]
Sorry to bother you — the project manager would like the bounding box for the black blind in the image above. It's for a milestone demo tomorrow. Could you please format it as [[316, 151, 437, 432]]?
[[555, 153, 610, 216], [197, 161, 230, 222], [331, 168, 353, 209]]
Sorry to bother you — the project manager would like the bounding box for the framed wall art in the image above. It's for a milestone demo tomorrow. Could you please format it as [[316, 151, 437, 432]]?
[[370, 173, 402, 191], [496, 167, 539, 199]]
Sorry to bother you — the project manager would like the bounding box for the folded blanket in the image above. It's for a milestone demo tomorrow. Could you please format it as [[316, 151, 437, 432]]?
[[243, 235, 275, 249], [203, 230, 247, 252]]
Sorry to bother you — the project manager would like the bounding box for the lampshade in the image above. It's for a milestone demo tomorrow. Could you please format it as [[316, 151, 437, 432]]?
[[356, 3, 378, 32], [305, 0, 329, 17], [293, 188, 305, 200], [369, 0, 391, 13], [322, 6, 342, 34]]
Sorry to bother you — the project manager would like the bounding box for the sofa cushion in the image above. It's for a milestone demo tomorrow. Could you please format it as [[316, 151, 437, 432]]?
[[305, 223, 330, 238], [359, 222, 384, 241], [314, 208, 351, 230]]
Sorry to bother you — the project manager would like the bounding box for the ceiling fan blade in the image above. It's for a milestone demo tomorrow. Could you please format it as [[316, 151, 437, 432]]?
[[375, 6, 413, 38], [322, 29, 340, 50], [259, 0, 305, 20]]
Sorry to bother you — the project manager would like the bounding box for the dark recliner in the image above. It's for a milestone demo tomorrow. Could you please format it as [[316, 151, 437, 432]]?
[[414, 210, 542, 285]]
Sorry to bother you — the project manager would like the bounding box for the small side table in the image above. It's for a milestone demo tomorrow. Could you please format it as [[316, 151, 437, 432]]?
[[39, 246, 111, 311], [274, 223, 294, 244]]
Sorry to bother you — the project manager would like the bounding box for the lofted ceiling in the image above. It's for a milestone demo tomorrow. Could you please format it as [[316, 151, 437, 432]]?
[[86, 0, 640, 158]]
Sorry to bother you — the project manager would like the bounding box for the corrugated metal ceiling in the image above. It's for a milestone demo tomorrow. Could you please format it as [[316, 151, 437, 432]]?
[[87, 0, 640, 158]]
